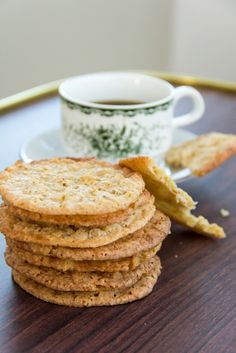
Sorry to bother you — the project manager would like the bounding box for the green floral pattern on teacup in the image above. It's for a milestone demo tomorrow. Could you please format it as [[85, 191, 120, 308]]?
[[63, 121, 169, 159], [61, 97, 172, 117]]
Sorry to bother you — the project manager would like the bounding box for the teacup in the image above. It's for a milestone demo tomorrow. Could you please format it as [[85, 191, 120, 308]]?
[[59, 72, 205, 161]]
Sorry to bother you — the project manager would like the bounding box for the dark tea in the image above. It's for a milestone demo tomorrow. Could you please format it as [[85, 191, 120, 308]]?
[[93, 100, 146, 105]]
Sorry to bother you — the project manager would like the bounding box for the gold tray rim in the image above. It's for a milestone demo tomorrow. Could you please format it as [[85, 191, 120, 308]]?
[[1, 71, 236, 114]]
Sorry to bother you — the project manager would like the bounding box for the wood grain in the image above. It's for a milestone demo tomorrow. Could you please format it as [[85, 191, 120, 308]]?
[[0, 87, 236, 353]]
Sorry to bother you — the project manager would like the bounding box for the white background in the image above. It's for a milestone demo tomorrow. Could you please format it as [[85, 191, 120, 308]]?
[[0, 0, 236, 98]]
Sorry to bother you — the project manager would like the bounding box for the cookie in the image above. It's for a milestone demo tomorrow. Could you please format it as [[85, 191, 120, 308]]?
[[5, 251, 159, 291], [6, 195, 147, 227], [5, 210, 170, 260], [0, 191, 155, 248], [120, 156, 225, 239], [165, 132, 236, 176], [0, 158, 144, 222], [6, 244, 161, 272], [12, 257, 161, 306]]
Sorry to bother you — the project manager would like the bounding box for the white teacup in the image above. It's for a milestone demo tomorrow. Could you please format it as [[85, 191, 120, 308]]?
[[59, 72, 205, 161]]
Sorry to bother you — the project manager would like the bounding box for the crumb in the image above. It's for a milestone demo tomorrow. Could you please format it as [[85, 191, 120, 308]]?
[[179, 241, 183, 245], [144, 322, 147, 326], [220, 208, 230, 218], [174, 254, 178, 258]]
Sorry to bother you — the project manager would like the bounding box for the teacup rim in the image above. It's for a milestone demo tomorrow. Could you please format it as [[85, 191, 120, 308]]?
[[59, 71, 175, 110]]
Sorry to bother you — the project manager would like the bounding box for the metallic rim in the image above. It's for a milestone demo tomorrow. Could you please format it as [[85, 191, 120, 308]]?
[[0, 71, 236, 114]]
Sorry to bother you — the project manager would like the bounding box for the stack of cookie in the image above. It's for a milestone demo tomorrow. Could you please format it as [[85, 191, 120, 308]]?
[[0, 158, 170, 307]]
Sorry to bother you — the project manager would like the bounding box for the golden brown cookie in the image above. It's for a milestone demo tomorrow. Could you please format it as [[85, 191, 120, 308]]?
[[0, 158, 144, 226], [5, 210, 170, 260], [5, 251, 158, 291], [12, 256, 161, 307], [0, 191, 155, 248], [120, 156, 225, 239], [6, 196, 146, 227], [165, 132, 236, 176], [6, 244, 161, 272]]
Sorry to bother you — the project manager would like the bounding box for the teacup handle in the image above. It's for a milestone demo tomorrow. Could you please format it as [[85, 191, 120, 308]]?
[[172, 86, 205, 128]]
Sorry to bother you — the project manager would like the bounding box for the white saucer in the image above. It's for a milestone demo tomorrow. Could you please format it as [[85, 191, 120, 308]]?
[[20, 128, 196, 183]]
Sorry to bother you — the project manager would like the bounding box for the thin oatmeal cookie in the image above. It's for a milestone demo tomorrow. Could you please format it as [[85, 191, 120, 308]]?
[[5, 210, 170, 260], [7, 244, 161, 272], [120, 156, 225, 239], [12, 257, 161, 307], [0, 191, 155, 248], [165, 132, 236, 176], [5, 251, 158, 291], [6, 196, 148, 227], [0, 158, 144, 219]]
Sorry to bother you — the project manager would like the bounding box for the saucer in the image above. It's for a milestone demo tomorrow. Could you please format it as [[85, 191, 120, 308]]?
[[20, 128, 196, 183]]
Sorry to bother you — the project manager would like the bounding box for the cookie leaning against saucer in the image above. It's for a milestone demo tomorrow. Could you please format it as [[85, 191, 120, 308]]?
[[6, 244, 161, 272], [5, 251, 158, 291], [0, 158, 145, 226], [165, 132, 236, 177], [5, 210, 170, 260], [0, 190, 155, 248], [12, 257, 161, 307]]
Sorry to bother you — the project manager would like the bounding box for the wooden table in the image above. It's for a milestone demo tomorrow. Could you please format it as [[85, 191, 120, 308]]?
[[0, 77, 235, 353]]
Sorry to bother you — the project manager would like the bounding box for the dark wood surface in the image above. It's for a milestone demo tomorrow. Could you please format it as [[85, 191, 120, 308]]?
[[0, 87, 236, 353]]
